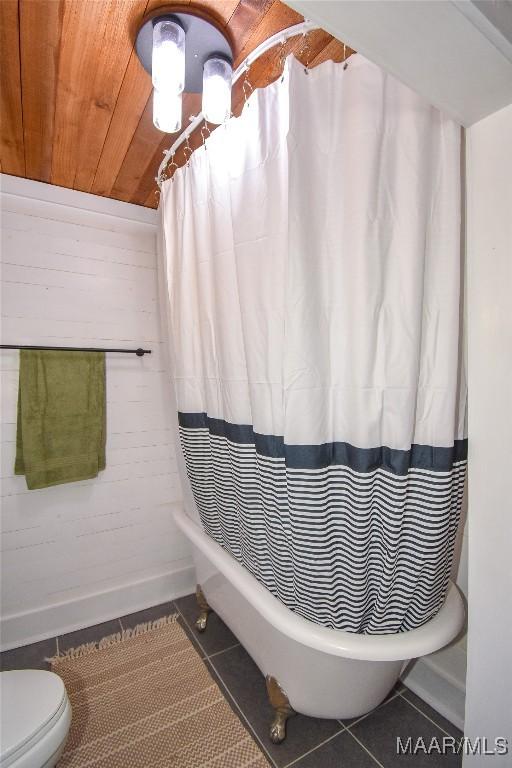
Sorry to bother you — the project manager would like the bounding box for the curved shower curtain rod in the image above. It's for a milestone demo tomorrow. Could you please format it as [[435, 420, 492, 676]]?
[[156, 19, 320, 187]]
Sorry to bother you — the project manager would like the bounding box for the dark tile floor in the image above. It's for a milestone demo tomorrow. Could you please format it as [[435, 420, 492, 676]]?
[[1, 593, 463, 768]]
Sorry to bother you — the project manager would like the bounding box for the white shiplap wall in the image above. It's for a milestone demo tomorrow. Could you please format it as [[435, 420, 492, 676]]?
[[0, 175, 193, 650]]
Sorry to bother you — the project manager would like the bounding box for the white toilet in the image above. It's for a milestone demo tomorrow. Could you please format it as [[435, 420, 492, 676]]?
[[0, 670, 71, 768]]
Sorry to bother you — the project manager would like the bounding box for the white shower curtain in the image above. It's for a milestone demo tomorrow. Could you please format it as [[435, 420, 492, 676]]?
[[160, 55, 467, 634]]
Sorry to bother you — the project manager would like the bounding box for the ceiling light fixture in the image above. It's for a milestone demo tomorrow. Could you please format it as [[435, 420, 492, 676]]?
[[136, 11, 234, 134], [152, 88, 183, 134], [202, 56, 233, 125], [152, 18, 185, 94]]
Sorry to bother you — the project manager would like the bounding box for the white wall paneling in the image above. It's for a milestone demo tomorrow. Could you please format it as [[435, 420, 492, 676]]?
[[464, 104, 512, 766], [0, 175, 193, 650]]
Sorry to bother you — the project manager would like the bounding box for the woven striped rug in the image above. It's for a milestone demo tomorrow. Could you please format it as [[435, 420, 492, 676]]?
[[50, 615, 270, 768]]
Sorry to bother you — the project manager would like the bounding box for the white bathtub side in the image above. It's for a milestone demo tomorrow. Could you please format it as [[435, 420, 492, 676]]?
[[174, 509, 465, 719], [195, 546, 403, 719]]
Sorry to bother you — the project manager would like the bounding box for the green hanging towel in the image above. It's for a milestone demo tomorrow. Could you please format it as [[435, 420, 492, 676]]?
[[15, 350, 106, 490]]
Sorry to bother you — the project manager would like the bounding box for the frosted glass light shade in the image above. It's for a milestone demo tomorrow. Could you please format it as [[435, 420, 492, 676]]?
[[153, 89, 182, 133], [152, 19, 185, 94], [202, 57, 232, 125]]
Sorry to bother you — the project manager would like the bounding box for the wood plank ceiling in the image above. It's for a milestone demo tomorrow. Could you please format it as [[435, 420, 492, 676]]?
[[1, 0, 351, 209]]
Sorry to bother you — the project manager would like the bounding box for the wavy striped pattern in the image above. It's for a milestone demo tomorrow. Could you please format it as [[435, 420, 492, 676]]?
[[179, 424, 466, 634]]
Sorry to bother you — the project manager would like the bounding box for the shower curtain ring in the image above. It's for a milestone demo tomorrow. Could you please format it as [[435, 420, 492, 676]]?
[[243, 69, 254, 105], [167, 154, 178, 181], [279, 38, 287, 81], [184, 137, 193, 167], [300, 30, 311, 73]]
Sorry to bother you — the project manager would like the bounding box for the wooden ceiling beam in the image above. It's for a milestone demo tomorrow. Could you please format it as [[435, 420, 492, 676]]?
[[19, 0, 63, 183], [234, 0, 302, 65], [309, 37, 354, 67], [90, 50, 153, 198], [1, 0, 25, 176], [227, 0, 275, 62], [72, 0, 149, 193], [109, 96, 161, 203]]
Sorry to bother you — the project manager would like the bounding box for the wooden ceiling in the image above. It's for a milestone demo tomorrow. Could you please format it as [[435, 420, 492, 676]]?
[[1, 0, 351, 209]]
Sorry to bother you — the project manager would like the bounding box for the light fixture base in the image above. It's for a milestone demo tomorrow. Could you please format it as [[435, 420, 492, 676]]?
[[136, 11, 233, 93]]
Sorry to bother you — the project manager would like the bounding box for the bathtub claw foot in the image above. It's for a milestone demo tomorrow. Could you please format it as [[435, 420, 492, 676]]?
[[270, 711, 290, 744], [195, 585, 211, 633], [266, 676, 295, 744]]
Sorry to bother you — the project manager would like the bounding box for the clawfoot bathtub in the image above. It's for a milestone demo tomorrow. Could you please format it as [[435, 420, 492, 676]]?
[[173, 508, 464, 743]]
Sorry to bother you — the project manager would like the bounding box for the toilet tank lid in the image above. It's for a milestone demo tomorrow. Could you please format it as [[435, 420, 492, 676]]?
[[0, 670, 67, 761]]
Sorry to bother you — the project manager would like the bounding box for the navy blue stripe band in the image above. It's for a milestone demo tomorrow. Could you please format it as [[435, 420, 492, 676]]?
[[177, 412, 468, 475]]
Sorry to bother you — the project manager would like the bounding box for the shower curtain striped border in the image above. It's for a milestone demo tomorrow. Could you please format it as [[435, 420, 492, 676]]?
[[178, 412, 467, 475], [178, 415, 467, 633]]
